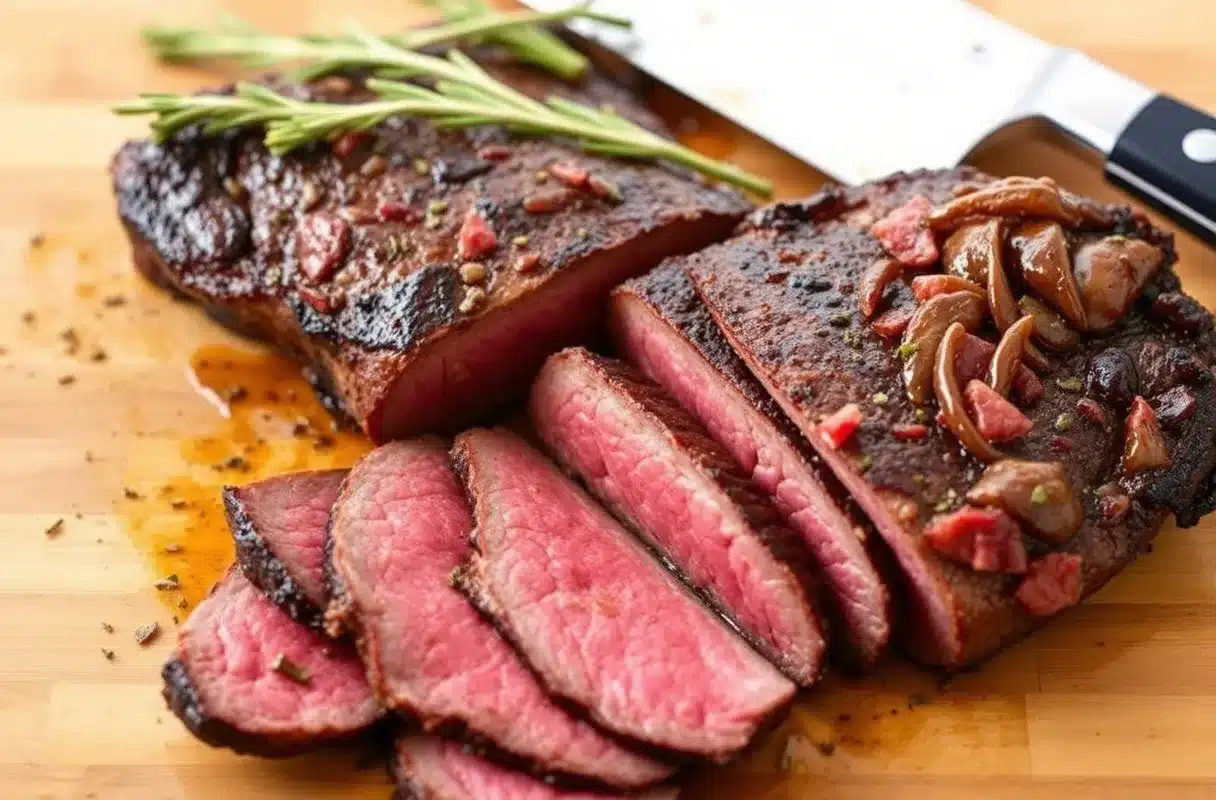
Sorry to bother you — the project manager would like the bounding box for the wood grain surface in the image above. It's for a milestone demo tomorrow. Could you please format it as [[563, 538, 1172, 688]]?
[[1, 1, 1213, 797]]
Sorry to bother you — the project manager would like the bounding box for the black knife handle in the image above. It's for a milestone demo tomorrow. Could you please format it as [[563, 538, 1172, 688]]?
[[1105, 94, 1216, 245]]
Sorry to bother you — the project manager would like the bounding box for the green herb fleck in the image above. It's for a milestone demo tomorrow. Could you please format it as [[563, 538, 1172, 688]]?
[[1054, 413, 1073, 432], [858, 454, 873, 473], [1055, 376, 1083, 392], [913, 407, 929, 424], [872, 392, 889, 407], [829, 313, 852, 328], [895, 342, 918, 360], [1030, 485, 1050, 505]]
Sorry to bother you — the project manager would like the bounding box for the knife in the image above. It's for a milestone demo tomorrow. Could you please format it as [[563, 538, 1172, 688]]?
[[524, 0, 1216, 244]]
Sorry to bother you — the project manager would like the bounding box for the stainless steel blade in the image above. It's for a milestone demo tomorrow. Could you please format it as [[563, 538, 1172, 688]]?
[[525, 0, 1154, 186]]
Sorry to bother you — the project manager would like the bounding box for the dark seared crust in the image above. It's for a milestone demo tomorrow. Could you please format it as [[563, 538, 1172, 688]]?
[[614, 265, 891, 667], [538, 349, 825, 683], [685, 168, 1216, 667], [224, 485, 324, 629], [112, 62, 750, 440]]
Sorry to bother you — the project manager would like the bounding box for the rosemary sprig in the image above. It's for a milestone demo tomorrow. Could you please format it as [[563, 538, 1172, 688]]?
[[424, 0, 592, 80], [114, 43, 772, 194], [142, 4, 630, 83]]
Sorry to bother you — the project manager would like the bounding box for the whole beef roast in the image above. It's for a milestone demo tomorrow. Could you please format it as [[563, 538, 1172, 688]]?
[[325, 438, 669, 788], [684, 168, 1216, 668], [530, 347, 827, 685], [454, 427, 795, 761], [162, 567, 379, 756], [111, 62, 750, 442], [392, 735, 678, 800], [224, 469, 347, 628], [610, 265, 891, 667]]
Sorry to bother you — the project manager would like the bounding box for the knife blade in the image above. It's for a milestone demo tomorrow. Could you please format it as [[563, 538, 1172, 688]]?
[[525, 0, 1215, 243]]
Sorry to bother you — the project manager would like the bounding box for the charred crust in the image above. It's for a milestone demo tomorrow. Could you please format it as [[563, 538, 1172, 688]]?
[[290, 265, 461, 351], [223, 486, 325, 629]]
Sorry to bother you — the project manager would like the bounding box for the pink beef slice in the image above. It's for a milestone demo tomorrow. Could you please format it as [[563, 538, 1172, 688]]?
[[325, 438, 669, 789], [453, 428, 795, 761], [111, 60, 750, 443], [224, 469, 347, 629], [392, 735, 679, 800], [684, 168, 1216, 669], [162, 567, 379, 756], [610, 264, 890, 667], [530, 347, 827, 685]]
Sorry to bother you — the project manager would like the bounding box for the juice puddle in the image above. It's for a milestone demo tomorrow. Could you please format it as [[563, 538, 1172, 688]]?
[[121, 344, 372, 612]]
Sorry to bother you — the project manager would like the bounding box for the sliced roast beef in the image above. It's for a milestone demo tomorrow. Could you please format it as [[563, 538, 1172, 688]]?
[[530, 347, 826, 685], [112, 60, 750, 442], [392, 735, 678, 800], [684, 168, 1216, 668], [224, 469, 347, 628], [325, 438, 669, 788], [609, 265, 891, 667], [454, 427, 795, 761], [162, 567, 379, 756]]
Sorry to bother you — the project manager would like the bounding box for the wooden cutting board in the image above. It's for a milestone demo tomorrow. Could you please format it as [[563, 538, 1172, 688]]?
[[2, 1, 1213, 797]]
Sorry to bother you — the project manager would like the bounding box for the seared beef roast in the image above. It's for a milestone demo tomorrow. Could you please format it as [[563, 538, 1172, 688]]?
[[531, 347, 827, 685], [111, 63, 750, 442], [325, 439, 670, 788], [684, 168, 1216, 667], [610, 266, 891, 666], [454, 428, 795, 761], [225, 469, 346, 628], [392, 735, 679, 800], [162, 567, 379, 756]]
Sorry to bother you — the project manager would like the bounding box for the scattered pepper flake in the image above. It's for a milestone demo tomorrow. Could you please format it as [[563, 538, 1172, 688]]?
[[29, 233, 45, 249], [134, 622, 160, 646], [44, 518, 65, 537], [102, 294, 128, 308], [154, 574, 180, 591], [89, 348, 107, 363], [20, 311, 36, 326], [271, 653, 312, 685], [101, 648, 115, 661], [102, 622, 114, 633]]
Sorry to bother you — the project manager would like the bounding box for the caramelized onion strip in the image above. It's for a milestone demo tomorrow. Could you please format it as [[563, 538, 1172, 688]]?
[[934, 323, 1003, 462], [988, 315, 1037, 397]]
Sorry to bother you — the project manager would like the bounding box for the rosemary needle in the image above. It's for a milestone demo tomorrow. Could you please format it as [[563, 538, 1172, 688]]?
[[115, 36, 772, 194]]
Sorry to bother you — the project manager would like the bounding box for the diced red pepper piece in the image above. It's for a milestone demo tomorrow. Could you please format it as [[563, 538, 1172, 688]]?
[[297, 285, 333, 314], [1096, 483, 1131, 526], [1017, 553, 1083, 616], [1075, 397, 1107, 426], [818, 403, 862, 450], [477, 145, 512, 162], [892, 423, 929, 442], [457, 210, 498, 261], [954, 333, 1042, 406], [923, 505, 1028, 573], [870, 305, 913, 338], [377, 200, 419, 224], [1153, 386, 1196, 430], [963, 380, 1033, 442], [1123, 395, 1171, 473], [870, 195, 939, 267], [549, 161, 590, 189], [332, 131, 367, 158], [296, 212, 351, 283]]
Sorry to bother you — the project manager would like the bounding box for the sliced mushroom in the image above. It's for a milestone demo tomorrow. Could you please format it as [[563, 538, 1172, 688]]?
[[988, 236, 1052, 372], [988, 315, 1037, 397], [902, 291, 986, 404], [910, 274, 984, 302], [942, 220, 1003, 283], [1072, 235, 1165, 332], [934, 322, 1002, 461], [1018, 295, 1080, 352], [1010, 221, 1087, 330], [1123, 395, 1171, 473], [966, 459, 1083, 544], [859, 257, 902, 318], [927, 180, 1082, 234]]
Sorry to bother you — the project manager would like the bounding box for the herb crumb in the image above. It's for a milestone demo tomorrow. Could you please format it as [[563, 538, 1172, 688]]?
[[271, 653, 312, 685], [1055, 376, 1083, 392], [44, 518, 65, 537], [1054, 413, 1073, 432], [102, 622, 114, 633], [101, 648, 115, 661], [58, 374, 77, 386], [895, 342, 918, 360], [102, 294, 127, 308], [123, 488, 143, 501], [872, 392, 889, 407], [154, 574, 180, 591]]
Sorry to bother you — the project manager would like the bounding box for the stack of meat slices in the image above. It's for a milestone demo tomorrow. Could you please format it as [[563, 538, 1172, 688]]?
[[158, 168, 1216, 797]]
